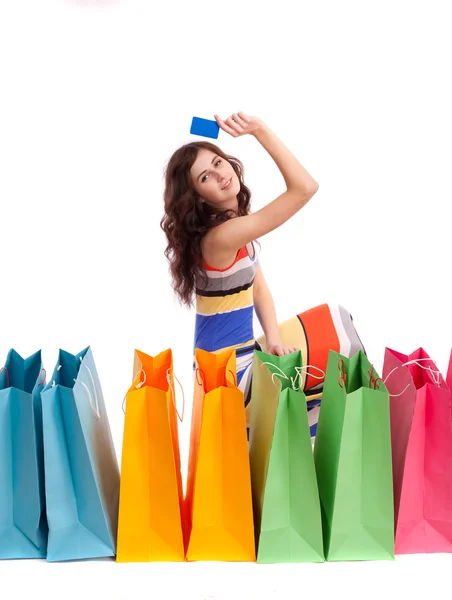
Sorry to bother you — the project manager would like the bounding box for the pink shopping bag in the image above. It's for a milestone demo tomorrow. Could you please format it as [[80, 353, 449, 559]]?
[[382, 347, 452, 554], [447, 350, 452, 389]]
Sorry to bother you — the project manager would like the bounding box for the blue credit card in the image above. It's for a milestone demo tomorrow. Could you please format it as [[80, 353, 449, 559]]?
[[190, 116, 220, 139]]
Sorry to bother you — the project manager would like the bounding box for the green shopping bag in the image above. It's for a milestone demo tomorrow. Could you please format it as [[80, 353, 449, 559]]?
[[313, 349, 394, 561], [249, 350, 324, 563]]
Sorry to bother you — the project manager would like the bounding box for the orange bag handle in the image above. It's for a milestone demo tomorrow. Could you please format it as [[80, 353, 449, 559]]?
[[195, 366, 237, 390], [368, 364, 383, 390], [195, 367, 206, 390], [227, 369, 237, 387], [337, 359, 346, 389]]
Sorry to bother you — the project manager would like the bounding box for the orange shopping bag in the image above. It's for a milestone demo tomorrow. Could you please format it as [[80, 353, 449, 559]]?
[[116, 349, 185, 562], [185, 348, 256, 561]]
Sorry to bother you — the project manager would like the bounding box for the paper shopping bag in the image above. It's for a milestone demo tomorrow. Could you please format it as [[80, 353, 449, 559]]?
[[447, 350, 452, 391], [249, 350, 324, 563], [116, 349, 185, 562], [314, 349, 394, 561], [256, 303, 365, 397], [255, 303, 366, 439], [41, 347, 120, 561], [383, 347, 452, 554], [185, 348, 255, 561], [0, 350, 48, 559]]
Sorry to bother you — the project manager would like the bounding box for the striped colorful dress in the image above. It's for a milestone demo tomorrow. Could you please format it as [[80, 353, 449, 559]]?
[[193, 242, 367, 441], [193, 241, 259, 418]]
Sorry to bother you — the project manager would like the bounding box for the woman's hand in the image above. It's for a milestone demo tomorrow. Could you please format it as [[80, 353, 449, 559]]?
[[266, 340, 299, 357], [214, 112, 267, 138]]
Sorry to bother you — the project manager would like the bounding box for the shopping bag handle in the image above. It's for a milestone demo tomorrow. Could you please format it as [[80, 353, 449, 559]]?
[[337, 359, 347, 388], [122, 368, 147, 413], [121, 368, 185, 422], [193, 367, 241, 392], [227, 369, 237, 387], [260, 361, 289, 387], [134, 369, 147, 389], [368, 365, 383, 390], [0, 367, 10, 388], [77, 364, 100, 419], [49, 361, 100, 419], [195, 367, 205, 389], [166, 368, 185, 422], [292, 365, 325, 390], [383, 357, 442, 396], [37, 368, 46, 387], [1, 366, 46, 390], [261, 361, 325, 391]]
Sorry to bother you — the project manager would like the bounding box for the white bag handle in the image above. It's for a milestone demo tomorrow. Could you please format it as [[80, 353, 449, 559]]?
[[260, 361, 325, 391], [51, 359, 100, 419], [78, 363, 100, 419], [166, 368, 185, 422], [122, 368, 147, 413], [384, 357, 442, 396]]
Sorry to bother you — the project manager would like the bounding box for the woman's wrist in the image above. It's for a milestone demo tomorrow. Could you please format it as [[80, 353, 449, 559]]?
[[253, 122, 272, 141], [265, 334, 283, 347]]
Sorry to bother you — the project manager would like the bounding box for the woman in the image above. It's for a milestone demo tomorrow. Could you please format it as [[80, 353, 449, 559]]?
[[161, 112, 365, 436]]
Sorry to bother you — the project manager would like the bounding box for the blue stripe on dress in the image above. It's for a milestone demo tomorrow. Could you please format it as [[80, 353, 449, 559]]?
[[307, 399, 321, 438], [194, 306, 254, 352]]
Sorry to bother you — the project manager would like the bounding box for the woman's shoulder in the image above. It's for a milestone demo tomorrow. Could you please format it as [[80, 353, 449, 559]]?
[[201, 240, 258, 272]]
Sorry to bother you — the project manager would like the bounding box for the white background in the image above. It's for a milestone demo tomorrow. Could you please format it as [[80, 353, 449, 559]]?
[[0, 0, 451, 598]]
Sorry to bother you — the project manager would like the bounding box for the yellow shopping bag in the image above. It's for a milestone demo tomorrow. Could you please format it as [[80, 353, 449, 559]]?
[[185, 348, 256, 561], [116, 349, 185, 562]]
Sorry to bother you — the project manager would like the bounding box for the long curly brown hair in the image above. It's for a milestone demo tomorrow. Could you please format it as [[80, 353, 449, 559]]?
[[160, 141, 252, 307]]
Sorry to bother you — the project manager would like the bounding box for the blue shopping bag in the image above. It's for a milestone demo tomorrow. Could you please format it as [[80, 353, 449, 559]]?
[[0, 349, 48, 559], [41, 346, 120, 561]]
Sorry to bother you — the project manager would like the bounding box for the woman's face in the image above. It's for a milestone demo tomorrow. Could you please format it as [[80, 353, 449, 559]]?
[[190, 149, 241, 209]]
